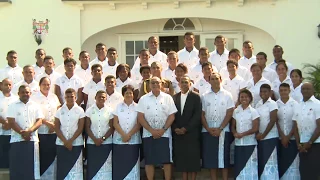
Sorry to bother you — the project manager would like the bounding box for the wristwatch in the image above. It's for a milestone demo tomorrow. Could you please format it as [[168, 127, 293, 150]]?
[[219, 126, 224, 130], [162, 126, 168, 131], [102, 136, 106, 141]]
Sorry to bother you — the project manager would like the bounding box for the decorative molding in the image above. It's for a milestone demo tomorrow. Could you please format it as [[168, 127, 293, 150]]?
[[237, 0, 244, 7], [173, 1, 179, 9], [142, 2, 148, 9], [109, 2, 116, 10]]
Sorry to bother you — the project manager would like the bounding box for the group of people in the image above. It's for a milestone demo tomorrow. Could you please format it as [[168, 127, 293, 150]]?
[[0, 32, 319, 180]]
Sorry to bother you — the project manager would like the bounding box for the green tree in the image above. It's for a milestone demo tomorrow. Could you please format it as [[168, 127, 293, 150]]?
[[303, 63, 320, 99]]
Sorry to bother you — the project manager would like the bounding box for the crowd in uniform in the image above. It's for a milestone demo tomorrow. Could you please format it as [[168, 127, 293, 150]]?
[[0, 32, 319, 180]]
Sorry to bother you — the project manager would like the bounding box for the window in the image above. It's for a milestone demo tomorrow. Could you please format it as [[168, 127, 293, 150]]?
[[125, 40, 148, 68], [163, 18, 195, 31]]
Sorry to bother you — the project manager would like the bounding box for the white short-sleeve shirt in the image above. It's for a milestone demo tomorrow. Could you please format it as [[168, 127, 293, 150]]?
[[55, 74, 84, 103], [219, 65, 252, 81], [130, 66, 143, 85], [136, 91, 178, 138], [239, 56, 257, 70], [75, 66, 92, 86], [272, 76, 293, 100], [115, 78, 138, 93], [55, 104, 85, 146], [290, 83, 303, 102], [161, 68, 175, 82], [105, 91, 124, 111], [201, 88, 235, 132], [293, 96, 320, 143], [35, 71, 61, 93], [103, 62, 119, 78], [222, 75, 247, 103], [277, 98, 298, 140], [32, 64, 45, 77], [262, 67, 278, 83], [255, 98, 278, 140], [246, 77, 272, 107], [113, 102, 141, 145], [0, 93, 18, 135], [30, 91, 60, 134], [189, 62, 218, 83], [7, 100, 44, 143], [193, 77, 211, 96], [85, 104, 114, 145], [82, 79, 105, 110], [0, 65, 23, 84], [89, 57, 109, 67], [233, 105, 260, 146], [177, 47, 199, 70], [209, 49, 229, 72], [12, 80, 40, 95]]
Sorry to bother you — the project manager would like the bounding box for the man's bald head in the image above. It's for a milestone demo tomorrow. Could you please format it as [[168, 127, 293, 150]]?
[[1, 78, 13, 93], [301, 82, 314, 101]]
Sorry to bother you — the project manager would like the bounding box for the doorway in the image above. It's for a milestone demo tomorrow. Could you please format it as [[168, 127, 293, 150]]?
[[159, 35, 200, 54]]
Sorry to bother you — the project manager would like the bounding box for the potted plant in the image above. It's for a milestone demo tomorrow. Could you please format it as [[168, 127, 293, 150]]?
[[303, 62, 320, 99]]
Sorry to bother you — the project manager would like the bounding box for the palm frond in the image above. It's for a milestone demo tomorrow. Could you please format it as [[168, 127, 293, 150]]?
[[303, 62, 320, 99]]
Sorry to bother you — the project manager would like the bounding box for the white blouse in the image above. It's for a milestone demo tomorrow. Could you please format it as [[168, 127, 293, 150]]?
[[221, 75, 247, 103], [276, 98, 298, 140], [193, 77, 211, 96], [272, 76, 293, 100], [104, 91, 124, 111], [246, 77, 272, 107], [290, 83, 303, 102]]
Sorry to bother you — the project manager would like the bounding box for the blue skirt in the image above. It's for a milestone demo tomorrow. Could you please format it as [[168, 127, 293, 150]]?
[[0, 135, 10, 168], [299, 143, 320, 180], [258, 138, 279, 179], [234, 145, 258, 180], [113, 144, 140, 180], [39, 134, 57, 179], [202, 132, 232, 169], [142, 137, 171, 165], [86, 144, 112, 180], [278, 140, 300, 180]]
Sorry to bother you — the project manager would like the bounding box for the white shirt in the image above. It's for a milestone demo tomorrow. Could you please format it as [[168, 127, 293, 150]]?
[[32, 64, 45, 77], [193, 77, 211, 96], [130, 66, 143, 85], [272, 76, 293, 100], [89, 57, 109, 67], [293, 96, 320, 143], [201, 88, 234, 132], [115, 78, 137, 93], [7, 100, 44, 143], [262, 66, 277, 83], [255, 98, 278, 140], [246, 77, 272, 107], [12, 80, 40, 95], [177, 47, 199, 70], [161, 68, 175, 82], [85, 104, 114, 145], [55, 74, 84, 103], [180, 92, 188, 115], [113, 102, 141, 144], [0, 93, 18, 135], [136, 91, 177, 138], [219, 65, 252, 81], [82, 79, 105, 110], [105, 91, 124, 110], [239, 55, 257, 70], [55, 104, 85, 146], [133, 50, 168, 70], [209, 49, 229, 71], [290, 83, 303, 102], [268, 61, 294, 76], [55, 63, 80, 75], [222, 75, 247, 103], [103, 61, 119, 78], [0, 65, 23, 84], [75, 65, 92, 86], [232, 105, 260, 146], [277, 98, 298, 140], [30, 92, 60, 134], [35, 70, 61, 93], [190, 62, 218, 83]]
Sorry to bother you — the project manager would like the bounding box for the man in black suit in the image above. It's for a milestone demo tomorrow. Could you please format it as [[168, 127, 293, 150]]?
[[172, 75, 202, 180]]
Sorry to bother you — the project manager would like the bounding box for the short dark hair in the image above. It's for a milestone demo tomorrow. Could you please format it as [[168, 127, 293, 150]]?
[[44, 56, 54, 63], [260, 83, 271, 91], [39, 77, 51, 86], [121, 85, 135, 96], [7, 50, 17, 56], [139, 48, 149, 54], [35, 48, 45, 54], [238, 89, 253, 104], [96, 43, 106, 49], [199, 47, 209, 54], [95, 90, 106, 97], [274, 45, 283, 51], [62, 47, 72, 54], [229, 49, 241, 57], [18, 85, 29, 93], [215, 35, 225, 41], [105, 75, 116, 82], [91, 64, 103, 71], [116, 64, 131, 78], [167, 51, 178, 57], [226, 60, 238, 67], [243, 40, 253, 46], [79, 50, 88, 57], [176, 63, 188, 73], [64, 58, 77, 66], [290, 69, 303, 78], [250, 63, 262, 71], [139, 65, 151, 74], [148, 36, 157, 42], [184, 32, 195, 39], [107, 47, 117, 54], [65, 88, 76, 95], [276, 61, 288, 71], [256, 52, 267, 59], [202, 62, 212, 70], [279, 83, 290, 89], [23, 65, 33, 71]]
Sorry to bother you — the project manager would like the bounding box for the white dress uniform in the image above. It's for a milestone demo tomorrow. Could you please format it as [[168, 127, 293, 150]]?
[[115, 78, 138, 93], [55, 74, 84, 103], [290, 83, 303, 102], [272, 76, 293, 100], [276, 97, 300, 180], [105, 91, 124, 110], [35, 70, 62, 93], [267, 61, 294, 76], [133, 50, 168, 70], [177, 47, 199, 70], [161, 68, 175, 82], [0, 65, 23, 84], [262, 67, 278, 83], [255, 98, 279, 180], [103, 61, 119, 78], [89, 57, 109, 67], [7, 100, 44, 180], [12, 80, 40, 95], [130, 66, 144, 85], [82, 79, 105, 110], [209, 49, 229, 72], [32, 64, 45, 77], [75, 65, 92, 86], [233, 105, 259, 180], [189, 62, 218, 83], [55, 103, 85, 180], [238, 56, 257, 70], [193, 77, 211, 96], [246, 77, 272, 107], [222, 75, 247, 103], [219, 65, 252, 81]]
